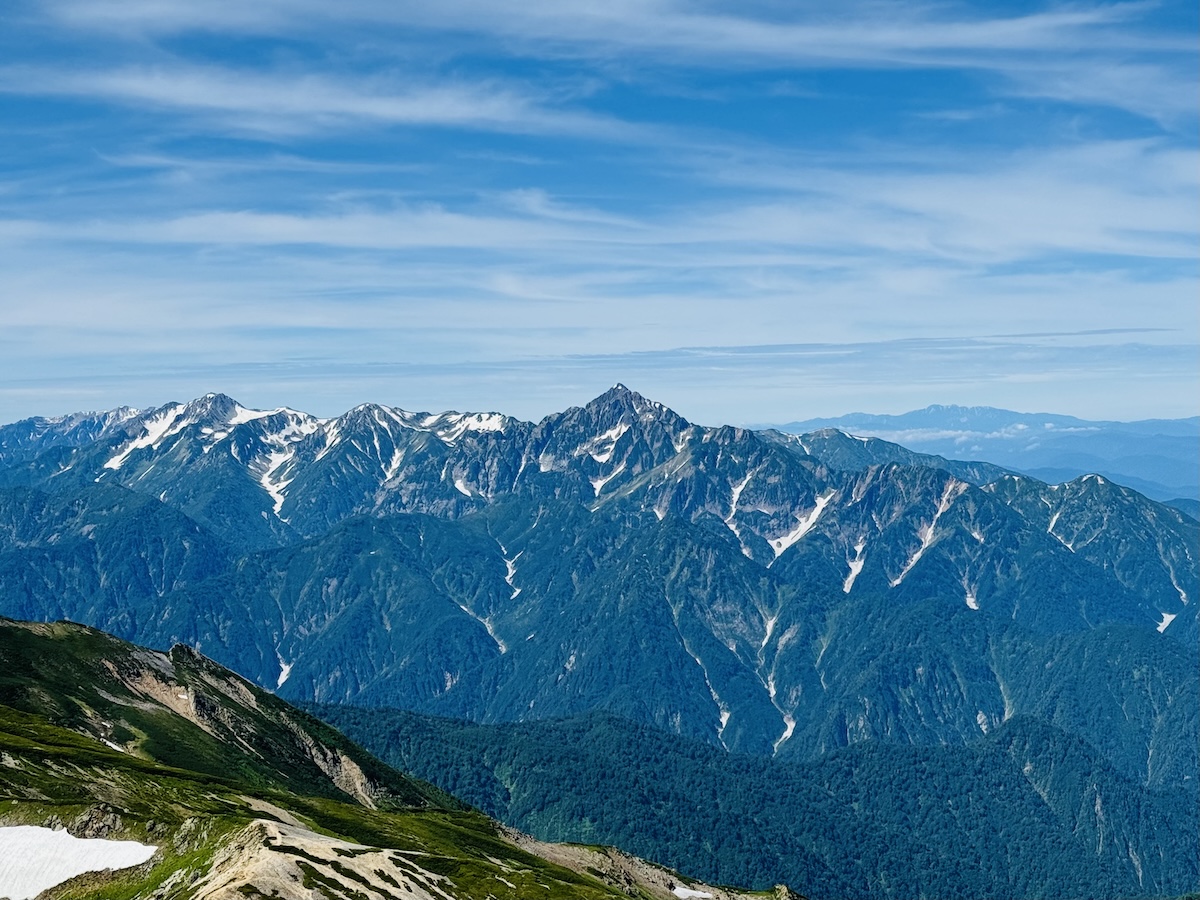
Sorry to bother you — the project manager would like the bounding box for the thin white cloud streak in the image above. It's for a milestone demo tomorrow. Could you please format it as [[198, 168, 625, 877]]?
[[999, 60, 1199, 127], [0, 208, 591, 250], [3, 140, 1193, 266], [35, 0, 1196, 126], [45, 0, 1184, 57], [0, 64, 646, 139], [676, 140, 1199, 262], [97, 152, 429, 177], [2, 231, 1193, 348]]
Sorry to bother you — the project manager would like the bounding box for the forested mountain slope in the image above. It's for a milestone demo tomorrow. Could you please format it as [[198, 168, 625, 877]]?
[[314, 704, 1198, 900]]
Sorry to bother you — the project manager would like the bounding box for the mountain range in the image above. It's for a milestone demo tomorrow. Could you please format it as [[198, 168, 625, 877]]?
[[765, 405, 1200, 507], [0, 386, 1195, 898]]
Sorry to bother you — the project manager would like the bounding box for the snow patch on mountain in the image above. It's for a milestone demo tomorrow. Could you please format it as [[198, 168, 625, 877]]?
[[504, 551, 522, 599], [229, 405, 290, 425], [759, 611, 779, 653], [890, 480, 967, 587], [1165, 564, 1189, 605], [452, 598, 507, 653], [313, 423, 342, 462], [1049, 529, 1075, 552], [772, 713, 795, 755], [580, 422, 629, 463], [383, 447, 405, 481], [769, 490, 835, 560], [843, 539, 867, 593], [431, 412, 508, 444], [680, 640, 730, 749], [1156, 612, 1177, 633], [590, 463, 626, 497], [103, 404, 186, 470], [250, 415, 323, 518], [255, 450, 293, 517], [0, 826, 157, 900], [276, 650, 293, 689], [724, 469, 757, 555], [394, 409, 509, 445]]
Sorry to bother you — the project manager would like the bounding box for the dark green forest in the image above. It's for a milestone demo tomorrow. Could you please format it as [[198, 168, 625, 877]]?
[[312, 704, 1198, 900]]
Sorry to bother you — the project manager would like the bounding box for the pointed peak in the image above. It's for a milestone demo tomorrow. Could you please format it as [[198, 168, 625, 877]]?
[[183, 392, 241, 419], [579, 385, 689, 431], [333, 402, 401, 430], [345, 401, 387, 415], [590, 383, 654, 409]]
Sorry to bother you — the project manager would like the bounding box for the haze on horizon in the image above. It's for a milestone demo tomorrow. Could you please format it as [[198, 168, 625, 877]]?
[[0, 0, 1196, 426]]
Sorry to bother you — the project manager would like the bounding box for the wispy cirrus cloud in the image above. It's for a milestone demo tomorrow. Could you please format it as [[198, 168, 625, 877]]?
[[4, 138, 1191, 266], [31, 0, 1195, 126], [42, 0, 1183, 57], [0, 0, 1194, 424], [0, 63, 645, 139]]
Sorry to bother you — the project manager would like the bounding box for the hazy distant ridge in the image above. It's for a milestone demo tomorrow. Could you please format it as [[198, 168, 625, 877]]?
[[762, 405, 1200, 504]]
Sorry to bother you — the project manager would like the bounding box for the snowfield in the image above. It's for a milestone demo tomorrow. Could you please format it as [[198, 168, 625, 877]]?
[[0, 826, 157, 899]]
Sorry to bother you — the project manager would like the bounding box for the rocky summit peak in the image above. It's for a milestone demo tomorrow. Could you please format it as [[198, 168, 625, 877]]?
[[593, 383, 639, 404], [339, 401, 392, 423], [182, 392, 242, 424], [586, 384, 676, 421]]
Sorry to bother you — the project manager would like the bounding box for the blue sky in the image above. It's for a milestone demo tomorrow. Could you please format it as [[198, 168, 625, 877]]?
[[1, 0, 1196, 425]]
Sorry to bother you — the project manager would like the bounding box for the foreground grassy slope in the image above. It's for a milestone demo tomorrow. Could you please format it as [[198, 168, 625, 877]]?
[[0, 618, 797, 900], [0, 707, 654, 900]]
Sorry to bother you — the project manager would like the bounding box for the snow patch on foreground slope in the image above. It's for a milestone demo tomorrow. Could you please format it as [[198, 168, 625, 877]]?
[[0, 826, 156, 899]]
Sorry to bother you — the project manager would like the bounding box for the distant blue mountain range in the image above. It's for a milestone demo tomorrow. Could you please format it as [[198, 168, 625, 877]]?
[[763, 405, 1200, 508]]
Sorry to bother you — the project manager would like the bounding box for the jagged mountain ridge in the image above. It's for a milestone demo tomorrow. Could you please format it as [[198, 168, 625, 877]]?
[[0, 387, 1195, 779], [2, 386, 1191, 633]]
